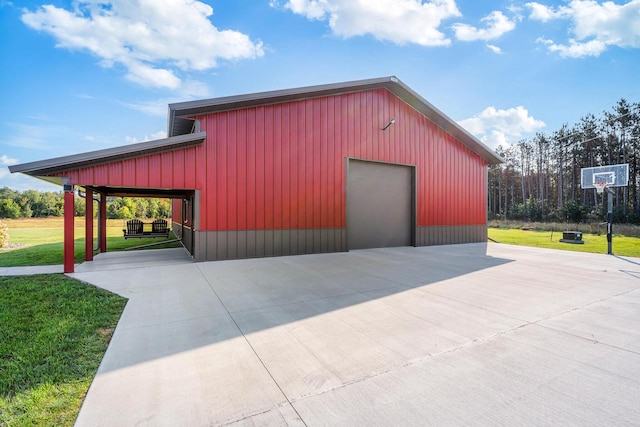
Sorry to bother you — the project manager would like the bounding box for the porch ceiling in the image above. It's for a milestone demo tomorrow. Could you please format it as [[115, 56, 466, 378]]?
[[86, 186, 194, 199]]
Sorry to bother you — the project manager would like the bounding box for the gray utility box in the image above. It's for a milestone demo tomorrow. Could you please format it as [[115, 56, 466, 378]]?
[[560, 231, 584, 244]]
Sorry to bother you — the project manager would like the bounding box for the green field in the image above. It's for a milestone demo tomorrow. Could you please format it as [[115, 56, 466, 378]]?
[[0, 218, 136, 425], [0, 217, 181, 267], [488, 227, 640, 258], [0, 275, 126, 426]]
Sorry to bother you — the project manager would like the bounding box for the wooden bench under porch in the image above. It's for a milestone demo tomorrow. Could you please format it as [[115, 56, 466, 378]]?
[[123, 219, 171, 239]]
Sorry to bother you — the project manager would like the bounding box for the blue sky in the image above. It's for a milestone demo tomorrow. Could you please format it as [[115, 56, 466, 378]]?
[[1, 0, 639, 191]]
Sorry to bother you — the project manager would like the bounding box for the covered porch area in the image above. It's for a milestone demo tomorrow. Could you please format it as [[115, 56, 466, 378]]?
[[68, 185, 197, 273], [8, 131, 206, 272]]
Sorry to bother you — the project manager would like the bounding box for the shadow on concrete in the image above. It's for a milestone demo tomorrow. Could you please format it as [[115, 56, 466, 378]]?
[[613, 254, 640, 266], [82, 243, 513, 374], [621, 270, 640, 280]]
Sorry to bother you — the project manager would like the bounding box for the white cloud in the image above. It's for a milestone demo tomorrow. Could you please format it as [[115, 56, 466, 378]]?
[[526, 2, 572, 21], [506, 4, 527, 21], [273, 0, 461, 46], [459, 106, 546, 149], [537, 36, 608, 58], [487, 44, 503, 54], [123, 61, 182, 89], [21, 1, 264, 89], [452, 11, 516, 41], [528, 0, 640, 57], [0, 155, 19, 166], [125, 130, 168, 144], [284, 0, 329, 19]]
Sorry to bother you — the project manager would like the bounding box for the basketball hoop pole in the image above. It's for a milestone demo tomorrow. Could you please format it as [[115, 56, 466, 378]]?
[[605, 186, 614, 255], [582, 164, 629, 255]]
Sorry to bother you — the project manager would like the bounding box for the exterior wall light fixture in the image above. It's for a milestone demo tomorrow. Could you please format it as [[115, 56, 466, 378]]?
[[382, 119, 395, 131]]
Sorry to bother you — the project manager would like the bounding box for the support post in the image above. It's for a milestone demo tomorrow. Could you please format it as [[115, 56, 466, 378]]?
[[63, 186, 75, 273], [85, 188, 94, 261], [606, 188, 613, 255], [99, 194, 107, 253], [190, 195, 195, 256], [181, 198, 186, 244]]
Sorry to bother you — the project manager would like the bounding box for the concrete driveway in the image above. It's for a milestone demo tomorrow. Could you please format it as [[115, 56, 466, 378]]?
[[70, 244, 640, 426]]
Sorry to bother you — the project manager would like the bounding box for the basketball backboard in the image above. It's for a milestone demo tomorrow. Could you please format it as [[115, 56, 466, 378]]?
[[581, 163, 629, 189]]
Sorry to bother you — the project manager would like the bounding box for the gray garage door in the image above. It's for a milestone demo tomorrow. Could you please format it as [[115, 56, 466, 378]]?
[[347, 159, 413, 250]]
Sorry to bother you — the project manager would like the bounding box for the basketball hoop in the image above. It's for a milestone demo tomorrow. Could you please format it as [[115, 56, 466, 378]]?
[[581, 164, 629, 256], [593, 181, 607, 194]]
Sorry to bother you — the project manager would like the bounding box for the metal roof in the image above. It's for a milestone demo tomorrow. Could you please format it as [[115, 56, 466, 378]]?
[[9, 131, 206, 176], [10, 76, 501, 186], [169, 76, 503, 165]]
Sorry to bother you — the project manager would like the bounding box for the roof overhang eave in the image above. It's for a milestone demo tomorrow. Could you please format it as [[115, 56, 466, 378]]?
[[9, 131, 206, 177], [169, 76, 503, 165]]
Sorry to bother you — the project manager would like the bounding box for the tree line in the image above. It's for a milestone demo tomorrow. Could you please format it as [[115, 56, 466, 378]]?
[[488, 98, 640, 224], [0, 187, 171, 219]]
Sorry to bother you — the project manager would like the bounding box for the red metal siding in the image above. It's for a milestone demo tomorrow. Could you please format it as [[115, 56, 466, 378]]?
[[135, 157, 149, 187], [93, 164, 108, 185], [172, 199, 182, 223], [110, 162, 123, 187], [55, 88, 486, 234], [148, 154, 161, 187], [57, 145, 205, 190], [160, 152, 173, 188], [196, 88, 487, 232]]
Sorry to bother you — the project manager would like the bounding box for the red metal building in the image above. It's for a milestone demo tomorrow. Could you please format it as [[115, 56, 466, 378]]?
[[11, 77, 502, 272]]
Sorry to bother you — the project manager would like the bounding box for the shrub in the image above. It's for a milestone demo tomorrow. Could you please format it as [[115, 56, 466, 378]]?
[[560, 200, 586, 223], [0, 219, 8, 248], [0, 199, 22, 219]]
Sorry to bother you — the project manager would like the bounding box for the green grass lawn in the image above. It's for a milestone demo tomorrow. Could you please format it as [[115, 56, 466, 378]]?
[[0, 218, 181, 267], [0, 274, 127, 426], [488, 227, 640, 258]]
